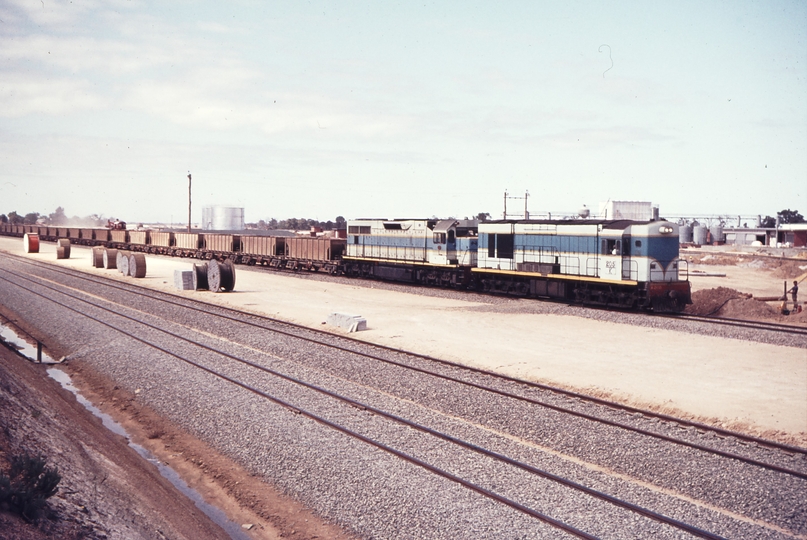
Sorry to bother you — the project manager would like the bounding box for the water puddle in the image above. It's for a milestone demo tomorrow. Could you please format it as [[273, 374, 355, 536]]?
[[0, 323, 58, 363], [47, 368, 252, 540]]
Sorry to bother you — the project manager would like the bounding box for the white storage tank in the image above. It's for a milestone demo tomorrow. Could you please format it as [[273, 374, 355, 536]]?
[[693, 225, 708, 245], [709, 224, 724, 243], [679, 223, 693, 243], [202, 206, 245, 230]]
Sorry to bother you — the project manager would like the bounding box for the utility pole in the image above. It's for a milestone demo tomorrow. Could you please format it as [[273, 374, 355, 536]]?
[[187, 172, 192, 233]]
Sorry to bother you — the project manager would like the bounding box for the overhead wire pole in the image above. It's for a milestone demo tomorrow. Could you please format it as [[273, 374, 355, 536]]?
[[187, 172, 192, 233]]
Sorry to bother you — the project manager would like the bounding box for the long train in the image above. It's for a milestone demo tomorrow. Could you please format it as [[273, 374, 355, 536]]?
[[1, 217, 691, 311]]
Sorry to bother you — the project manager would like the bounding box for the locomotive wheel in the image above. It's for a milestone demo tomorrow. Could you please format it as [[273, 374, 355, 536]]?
[[207, 259, 235, 292], [192, 263, 209, 290], [129, 253, 147, 278], [23, 233, 40, 253], [103, 249, 118, 269], [92, 247, 104, 268]]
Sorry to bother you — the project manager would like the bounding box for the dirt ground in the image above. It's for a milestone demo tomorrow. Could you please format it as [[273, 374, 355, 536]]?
[[0, 344, 227, 539], [1, 237, 805, 537], [0, 343, 357, 540]]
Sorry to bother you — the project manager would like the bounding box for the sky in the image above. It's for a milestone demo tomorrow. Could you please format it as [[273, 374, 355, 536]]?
[[1, 0, 805, 225]]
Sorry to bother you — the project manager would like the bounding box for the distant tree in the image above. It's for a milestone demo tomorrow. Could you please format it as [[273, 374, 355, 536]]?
[[23, 212, 40, 224], [760, 210, 805, 227], [324, 220, 334, 230], [760, 215, 776, 228], [267, 218, 278, 229], [49, 207, 67, 225], [0, 214, 7, 223], [335, 216, 346, 228], [477, 212, 491, 222], [7, 211, 22, 224], [778, 209, 805, 224]]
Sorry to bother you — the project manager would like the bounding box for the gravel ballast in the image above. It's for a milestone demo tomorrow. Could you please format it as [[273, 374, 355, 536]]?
[[1, 256, 805, 538]]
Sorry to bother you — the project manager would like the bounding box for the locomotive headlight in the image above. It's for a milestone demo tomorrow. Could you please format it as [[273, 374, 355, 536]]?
[[659, 226, 674, 234]]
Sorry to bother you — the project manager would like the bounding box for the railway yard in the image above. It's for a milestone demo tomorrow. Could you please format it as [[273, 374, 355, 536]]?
[[1, 236, 806, 539]]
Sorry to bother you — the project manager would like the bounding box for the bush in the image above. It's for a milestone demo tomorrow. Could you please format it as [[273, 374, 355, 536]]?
[[0, 453, 61, 521]]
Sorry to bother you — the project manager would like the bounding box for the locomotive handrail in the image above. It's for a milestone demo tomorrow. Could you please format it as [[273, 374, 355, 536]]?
[[678, 258, 689, 281]]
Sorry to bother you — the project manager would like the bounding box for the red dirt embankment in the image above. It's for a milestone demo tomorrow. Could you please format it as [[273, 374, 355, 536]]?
[[686, 286, 806, 323]]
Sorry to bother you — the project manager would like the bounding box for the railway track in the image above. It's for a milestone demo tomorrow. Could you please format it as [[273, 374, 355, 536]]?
[[660, 312, 807, 337], [1, 254, 805, 538]]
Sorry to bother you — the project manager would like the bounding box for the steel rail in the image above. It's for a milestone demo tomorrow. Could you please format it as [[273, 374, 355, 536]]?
[[0, 271, 612, 539], [5, 254, 807, 460], [659, 312, 807, 336], [0, 269, 732, 539]]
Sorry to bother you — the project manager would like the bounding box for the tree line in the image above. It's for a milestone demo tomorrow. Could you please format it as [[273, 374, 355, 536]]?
[[0, 207, 350, 231], [247, 216, 347, 231], [0, 207, 109, 227]]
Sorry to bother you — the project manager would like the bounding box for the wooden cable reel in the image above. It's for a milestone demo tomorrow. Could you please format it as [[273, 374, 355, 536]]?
[[56, 239, 71, 259], [129, 253, 147, 278], [23, 233, 40, 253], [192, 263, 209, 290], [103, 249, 118, 269], [118, 253, 130, 276], [92, 247, 104, 268], [207, 259, 235, 292]]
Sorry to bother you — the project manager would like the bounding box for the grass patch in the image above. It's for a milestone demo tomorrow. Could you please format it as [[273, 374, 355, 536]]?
[[0, 452, 61, 522]]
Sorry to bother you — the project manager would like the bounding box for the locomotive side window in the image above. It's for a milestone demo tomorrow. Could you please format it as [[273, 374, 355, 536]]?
[[348, 225, 371, 235], [604, 239, 620, 255], [497, 234, 515, 259], [488, 234, 496, 257], [433, 233, 446, 244]]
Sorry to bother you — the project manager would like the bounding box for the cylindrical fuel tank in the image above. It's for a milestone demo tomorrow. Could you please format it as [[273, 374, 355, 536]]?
[[693, 225, 708, 245], [678, 223, 693, 243]]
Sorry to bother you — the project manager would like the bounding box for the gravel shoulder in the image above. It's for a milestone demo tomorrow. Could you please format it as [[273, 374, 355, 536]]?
[[0, 345, 229, 539]]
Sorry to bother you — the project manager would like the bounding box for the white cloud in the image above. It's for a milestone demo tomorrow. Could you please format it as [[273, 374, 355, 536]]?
[[0, 72, 105, 117]]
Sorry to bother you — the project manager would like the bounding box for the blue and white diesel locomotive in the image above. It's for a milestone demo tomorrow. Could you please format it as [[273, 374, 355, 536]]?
[[344, 217, 690, 311]]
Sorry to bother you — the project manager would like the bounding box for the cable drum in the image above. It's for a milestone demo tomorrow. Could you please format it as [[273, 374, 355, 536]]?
[[57, 239, 71, 258], [192, 263, 209, 290], [207, 259, 235, 292], [118, 253, 130, 276], [129, 253, 147, 278], [103, 249, 118, 270], [23, 233, 40, 253], [91, 247, 104, 268]]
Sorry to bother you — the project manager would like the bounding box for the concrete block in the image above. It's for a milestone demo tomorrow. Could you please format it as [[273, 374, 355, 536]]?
[[174, 270, 195, 290], [326, 312, 367, 333]]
